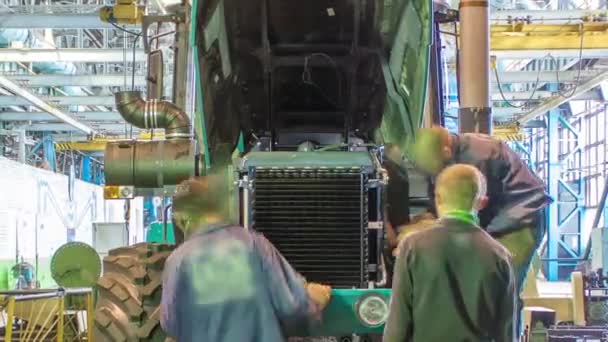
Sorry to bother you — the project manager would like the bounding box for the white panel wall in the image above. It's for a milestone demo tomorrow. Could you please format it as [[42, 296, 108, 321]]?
[[0, 157, 144, 262]]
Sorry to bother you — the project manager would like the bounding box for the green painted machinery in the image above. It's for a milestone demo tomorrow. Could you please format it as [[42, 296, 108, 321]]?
[[99, 0, 432, 340], [147, 222, 175, 244], [51, 242, 101, 288]]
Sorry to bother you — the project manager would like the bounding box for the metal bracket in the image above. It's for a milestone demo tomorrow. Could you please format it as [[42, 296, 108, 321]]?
[[368, 179, 380, 188], [235, 179, 252, 190], [142, 13, 186, 53], [435, 9, 459, 23], [368, 221, 383, 230]]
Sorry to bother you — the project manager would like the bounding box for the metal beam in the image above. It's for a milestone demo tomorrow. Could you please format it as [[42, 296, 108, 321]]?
[[493, 107, 527, 118], [491, 91, 553, 101], [0, 75, 94, 134], [0, 96, 115, 106], [489, 22, 608, 50], [491, 89, 601, 102], [4, 74, 147, 87], [0, 13, 137, 29], [0, 111, 123, 121], [492, 49, 608, 59], [492, 70, 597, 83], [517, 70, 608, 123], [55, 140, 109, 152], [0, 49, 146, 63], [19, 123, 133, 132], [491, 10, 608, 24]]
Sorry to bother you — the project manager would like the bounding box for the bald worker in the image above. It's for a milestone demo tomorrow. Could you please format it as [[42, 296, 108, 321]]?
[[384, 164, 516, 342], [404, 126, 551, 293]]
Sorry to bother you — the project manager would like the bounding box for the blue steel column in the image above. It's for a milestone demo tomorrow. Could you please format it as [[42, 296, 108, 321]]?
[[42, 133, 56, 171], [547, 110, 560, 280], [81, 156, 91, 183], [545, 108, 585, 280]]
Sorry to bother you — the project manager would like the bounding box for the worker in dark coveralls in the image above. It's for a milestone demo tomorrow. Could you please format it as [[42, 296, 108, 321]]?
[[400, 126, 551, 293], [383, 164, 516, 342], [160, 175, 332, 342]]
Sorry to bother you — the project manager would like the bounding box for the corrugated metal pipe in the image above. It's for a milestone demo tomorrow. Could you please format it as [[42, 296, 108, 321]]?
[[115, 91, 191, 139]]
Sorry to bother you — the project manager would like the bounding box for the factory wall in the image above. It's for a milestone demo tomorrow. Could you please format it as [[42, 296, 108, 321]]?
[[0, 157, 144, 289]]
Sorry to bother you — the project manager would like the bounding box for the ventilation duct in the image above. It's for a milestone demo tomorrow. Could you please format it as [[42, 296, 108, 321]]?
[[114, 91, 191, 139]]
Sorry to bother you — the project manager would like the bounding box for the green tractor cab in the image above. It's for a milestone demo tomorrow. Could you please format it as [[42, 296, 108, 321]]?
[[98, 0, 433, 340]]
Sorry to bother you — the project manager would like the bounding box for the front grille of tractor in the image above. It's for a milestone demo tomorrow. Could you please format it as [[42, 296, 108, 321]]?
[[251, 168, 369, 288]]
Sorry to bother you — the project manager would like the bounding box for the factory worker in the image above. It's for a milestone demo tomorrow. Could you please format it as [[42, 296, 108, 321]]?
[[160, 174, 331, 342], [402, 126, 551, 293], [383, 164, 516, 342]]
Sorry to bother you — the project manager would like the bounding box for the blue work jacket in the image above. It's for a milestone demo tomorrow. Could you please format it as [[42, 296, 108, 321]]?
[[160, 224, 320, 342]]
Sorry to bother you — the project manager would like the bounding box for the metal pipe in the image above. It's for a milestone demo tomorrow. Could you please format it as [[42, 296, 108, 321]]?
[[458, 0, 491, 134], [115, 91, 191, 139]]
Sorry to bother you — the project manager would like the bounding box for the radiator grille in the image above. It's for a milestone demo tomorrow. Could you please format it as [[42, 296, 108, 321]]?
[[252, 168, 368, 288]]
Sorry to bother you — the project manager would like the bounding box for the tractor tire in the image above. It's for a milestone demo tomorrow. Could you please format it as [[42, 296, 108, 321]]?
[[94, 243, 175, 342]]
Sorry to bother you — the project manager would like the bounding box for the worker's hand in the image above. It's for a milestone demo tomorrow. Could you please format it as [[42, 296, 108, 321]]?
[[409, 212, 436, 224], [306, 282, 332, 310]]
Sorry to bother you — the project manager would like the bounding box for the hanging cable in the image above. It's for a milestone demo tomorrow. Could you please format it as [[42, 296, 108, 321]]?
[[551, 24, 585, 99], [494, 58, 543, 108], [494, 24, 585, 110], [112, 23, 143, 139], [301, 53, 342, 109]]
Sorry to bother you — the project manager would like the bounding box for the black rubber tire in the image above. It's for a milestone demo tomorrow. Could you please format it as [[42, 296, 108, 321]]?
[[94, 243, 175, 342]]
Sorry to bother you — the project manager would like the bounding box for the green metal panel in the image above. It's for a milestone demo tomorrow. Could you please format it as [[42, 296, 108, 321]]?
[[191, 0, 432, 168], [147, 222, 176, 244], [375, 0, 433, 156], [239, 151, 374, 169], [299, 289, 392, 336]]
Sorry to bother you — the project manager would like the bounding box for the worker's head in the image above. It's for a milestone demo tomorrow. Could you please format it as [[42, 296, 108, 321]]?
[[172, 173, 231, 236], [409, 126, 453, 175], [434, 164, 488, 216]]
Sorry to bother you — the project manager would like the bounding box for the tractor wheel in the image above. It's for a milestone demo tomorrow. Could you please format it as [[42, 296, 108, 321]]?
[[94, 243, 175, 342]]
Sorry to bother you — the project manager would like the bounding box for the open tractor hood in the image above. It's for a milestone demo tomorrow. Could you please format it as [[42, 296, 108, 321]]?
[[194, 0, 433, 165]]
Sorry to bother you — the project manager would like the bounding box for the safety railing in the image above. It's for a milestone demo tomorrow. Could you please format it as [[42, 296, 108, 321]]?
[[0, 288, 94, 342]]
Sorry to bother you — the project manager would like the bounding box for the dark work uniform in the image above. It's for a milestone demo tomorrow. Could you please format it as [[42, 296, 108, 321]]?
[[429, 133, 551, 236], [384, 214, 516, 342], [161, 224, 321, 342], [426, 133, 552, 288]]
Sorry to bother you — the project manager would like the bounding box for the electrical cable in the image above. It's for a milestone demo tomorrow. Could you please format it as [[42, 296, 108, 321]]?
[[494, 61, 543, 108], [494, 25, 585, 109], [551, 24, 585, 99], [131, 34, 141, 90], [111, 23, 142, 139], [301, 53, 342, 109], [110, 22, 141, 36]]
